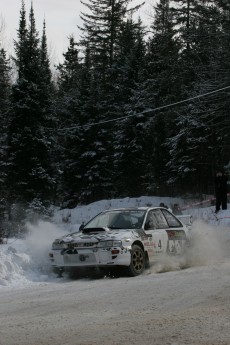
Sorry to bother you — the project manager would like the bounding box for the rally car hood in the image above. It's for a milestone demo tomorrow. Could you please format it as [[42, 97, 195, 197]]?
[[54, 227, 143, 244]]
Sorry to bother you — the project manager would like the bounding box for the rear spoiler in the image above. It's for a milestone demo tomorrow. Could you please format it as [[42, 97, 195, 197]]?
[[177, 215, 193, 228]]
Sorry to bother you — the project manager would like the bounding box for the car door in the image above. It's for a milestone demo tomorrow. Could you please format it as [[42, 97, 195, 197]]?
[[143, 209, 169, 258], [161, 209, 188, 254]]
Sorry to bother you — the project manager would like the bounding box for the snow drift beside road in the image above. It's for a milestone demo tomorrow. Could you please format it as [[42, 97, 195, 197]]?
[[0, 196, 229, 288], [0, 222, 66, 287]]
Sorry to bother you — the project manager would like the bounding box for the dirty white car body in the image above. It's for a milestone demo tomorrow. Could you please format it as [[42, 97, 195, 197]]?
[[49, 207, 192, 276]]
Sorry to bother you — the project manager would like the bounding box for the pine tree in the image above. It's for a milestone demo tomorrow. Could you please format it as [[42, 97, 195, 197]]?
[[115, 0, 180, 196], [164, 1, 229, 194], [79, 0, 144, 69], [6, 3, 55, 212], [111, 18, 148, 196], [40, 19, 53, 110], [202, 0, 230, 172], [67, 0, 144, 202], [13, 0, 27, 79], [0, 48, 11, 222], [55, 36, 85, 206]]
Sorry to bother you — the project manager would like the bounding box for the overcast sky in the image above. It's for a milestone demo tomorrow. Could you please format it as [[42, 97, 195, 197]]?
[[1, 0, 154, 64]]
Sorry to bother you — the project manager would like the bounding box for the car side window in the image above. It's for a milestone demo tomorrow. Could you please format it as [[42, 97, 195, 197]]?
[[162, 209, 182, 228], [145, 209, 169, 230]]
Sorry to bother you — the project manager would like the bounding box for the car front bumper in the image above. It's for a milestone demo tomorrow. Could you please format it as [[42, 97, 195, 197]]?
[[49, 246, 132, 268]]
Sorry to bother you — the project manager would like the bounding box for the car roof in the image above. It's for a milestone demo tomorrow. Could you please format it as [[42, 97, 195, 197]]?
[[101, 207, 161, 212]]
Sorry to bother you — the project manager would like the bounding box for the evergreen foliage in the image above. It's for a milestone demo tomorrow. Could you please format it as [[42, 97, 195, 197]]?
[[0, 48, 11, 223], [1, 0, 230, 222], [6, 2, 55, 216]]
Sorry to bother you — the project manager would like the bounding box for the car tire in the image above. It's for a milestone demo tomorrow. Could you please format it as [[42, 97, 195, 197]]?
[[53, 266, 64, 277], [126, 244, 145, 276]]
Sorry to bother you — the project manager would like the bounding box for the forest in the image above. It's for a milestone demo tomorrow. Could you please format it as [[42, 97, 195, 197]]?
[[0, 0, 230, 231]]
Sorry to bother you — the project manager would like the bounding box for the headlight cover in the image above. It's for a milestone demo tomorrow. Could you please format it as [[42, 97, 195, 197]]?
[[52, 241, 65, 250], [97, 240, 122, 248]]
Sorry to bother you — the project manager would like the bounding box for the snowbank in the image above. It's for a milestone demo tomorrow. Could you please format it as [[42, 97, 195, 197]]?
[[52, 196, 184, 229], [0, 196, 229, 289], [0, 221, 66, 288]]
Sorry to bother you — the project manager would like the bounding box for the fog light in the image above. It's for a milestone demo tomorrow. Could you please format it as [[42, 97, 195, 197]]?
[[111, 249, 119, 255]]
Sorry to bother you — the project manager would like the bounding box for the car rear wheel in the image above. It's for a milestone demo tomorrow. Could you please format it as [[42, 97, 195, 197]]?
[[126, 245, 145, 276]]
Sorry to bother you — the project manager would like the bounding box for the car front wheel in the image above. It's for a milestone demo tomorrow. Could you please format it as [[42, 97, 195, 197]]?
[[126, 244, 145, 276]]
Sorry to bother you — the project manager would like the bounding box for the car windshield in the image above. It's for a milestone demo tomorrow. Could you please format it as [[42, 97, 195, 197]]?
[[84, 210, 146, 229]]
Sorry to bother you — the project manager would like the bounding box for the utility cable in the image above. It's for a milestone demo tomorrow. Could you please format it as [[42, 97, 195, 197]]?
[[56, 85, 230, 131]]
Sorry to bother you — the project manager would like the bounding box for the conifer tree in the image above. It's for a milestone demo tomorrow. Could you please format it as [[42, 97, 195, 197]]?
[[6, 2, 55, 212], [115, 0, 180, 196], [165, 1, 230, 193], [111, 18, 148, 196], [79, 0, 144, 70], [40, 19, 53, 110], [0, 48, 11, 221], [55, 36, 85, 206], [216, 0, 230, 170], [68, 0, 144, 202], [200, 0, 230, 171]]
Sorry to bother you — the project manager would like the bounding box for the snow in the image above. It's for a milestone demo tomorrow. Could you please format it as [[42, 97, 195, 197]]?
[[0, 195, 229, 289], [1, 196, 230, 345]]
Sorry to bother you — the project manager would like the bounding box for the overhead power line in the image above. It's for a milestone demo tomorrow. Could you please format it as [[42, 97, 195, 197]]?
[[57, 85, 230, 131]]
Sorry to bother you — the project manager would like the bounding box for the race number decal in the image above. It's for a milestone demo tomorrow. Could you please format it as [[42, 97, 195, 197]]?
[[166, 230, 186, 254]]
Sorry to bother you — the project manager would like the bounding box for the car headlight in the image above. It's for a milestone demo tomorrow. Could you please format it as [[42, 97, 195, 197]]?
[[52, 241, 65, 250], [97, 240, 122, 248]]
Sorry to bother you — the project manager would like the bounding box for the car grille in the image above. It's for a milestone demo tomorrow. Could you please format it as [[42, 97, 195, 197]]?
[[67, 242, 96, 248]]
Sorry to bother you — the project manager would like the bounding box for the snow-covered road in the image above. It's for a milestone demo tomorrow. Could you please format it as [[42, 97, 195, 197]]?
[[0, 198, 230, 345], [1, 258, 230, 345]]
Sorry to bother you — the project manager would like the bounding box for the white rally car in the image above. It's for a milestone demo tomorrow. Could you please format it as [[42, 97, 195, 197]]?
[[49, 207, 192, 277]]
